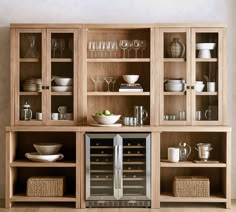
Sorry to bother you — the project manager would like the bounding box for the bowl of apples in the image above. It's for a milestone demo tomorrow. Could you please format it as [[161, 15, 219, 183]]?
[[92, 110, 121, 125]]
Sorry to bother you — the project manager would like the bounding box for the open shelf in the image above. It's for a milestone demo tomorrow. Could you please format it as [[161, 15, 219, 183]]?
[[10, 160, 76, 167], [160, 161, 226, 168]]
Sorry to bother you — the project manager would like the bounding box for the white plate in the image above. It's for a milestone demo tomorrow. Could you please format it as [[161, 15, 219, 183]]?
[[51, 86, 72, 92], [89, 123, 122, 127], [25, 152, 64, 162]]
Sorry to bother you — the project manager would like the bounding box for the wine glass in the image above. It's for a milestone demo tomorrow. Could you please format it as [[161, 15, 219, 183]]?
[[140, 40, 147, 58], [24, 35, 39, 58], [101, 41, 106, 58], [132, 39, 141, 58], [127, 40, 133, 58], [51, 38, 58, 58], [95, 41, 102, 58], [104, 76, 113, 92], [58, 39, 65, 57], [119, 40, 129, 58], [87, 41, 93, 58], [111, 77, 117, 91], [105, 41, 111, 57], [91, 76, 104, 91]]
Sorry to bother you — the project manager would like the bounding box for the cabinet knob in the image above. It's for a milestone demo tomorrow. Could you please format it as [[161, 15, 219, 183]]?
[[186, 86, 190, 89], [191, 86, 194, 89]]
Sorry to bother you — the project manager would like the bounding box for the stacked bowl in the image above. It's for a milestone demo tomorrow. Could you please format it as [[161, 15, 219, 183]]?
[[165, 79, 185, 92]]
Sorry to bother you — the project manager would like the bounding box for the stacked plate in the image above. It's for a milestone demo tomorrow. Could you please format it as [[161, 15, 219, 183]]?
[[23, 78, 42, 92]]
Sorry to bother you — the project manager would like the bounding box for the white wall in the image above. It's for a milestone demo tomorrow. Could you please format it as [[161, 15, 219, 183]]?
[[0, 0, 234, 199]]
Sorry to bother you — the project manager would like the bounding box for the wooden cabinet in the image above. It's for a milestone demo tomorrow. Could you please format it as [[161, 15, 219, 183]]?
[[158, 27, 227, 125], [6, 24, 230, 209], [10, 26, 83, 125]]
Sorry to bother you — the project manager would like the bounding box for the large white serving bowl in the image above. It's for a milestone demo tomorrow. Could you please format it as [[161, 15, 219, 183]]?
[[196, 43, 216, 50], [92, 114, 121, 125], [122, 75, 139, 84], [54, 78, 72, 86], [33, 143, 63, 155], [165, 83, 183, 92], [51, 86, 72, 92]]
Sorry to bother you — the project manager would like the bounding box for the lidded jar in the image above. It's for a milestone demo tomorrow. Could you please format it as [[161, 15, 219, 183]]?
[[21, 102, 32, 120], [168, 38, 185, 58]]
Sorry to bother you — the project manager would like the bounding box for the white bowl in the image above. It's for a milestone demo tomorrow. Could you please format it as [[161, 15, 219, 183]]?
[[33, 143, 63, 155], [122, 75, 139, 84], [54, 78, 72, 86], [51, 86, 72, 92], [196, 81, 204, 84], [167, 79, 182, 83], [25, 152, 64, 162], [92, 114, 121, 125], [196, 43, 216, 50], [195, 83, 205, 92], [165, 83, 183, 92]]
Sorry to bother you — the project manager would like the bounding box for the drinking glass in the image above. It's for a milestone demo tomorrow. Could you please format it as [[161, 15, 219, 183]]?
[[24, 35, 39, 58], [119, 40, 129, 58], [132, 40, 141, 58], [91, 76, 104, 91], [95, 41, 102, 58], [111, 77, 117, 91], [58, 39, 65, 57], [105, 41, 111, 57], [101, 41, 106, 58], [87, 41, 92, 58], [104, 76, 113, 92], [140, 40, 147, 58], [127, 40, 133, 58], [51, 38, 58, 58]]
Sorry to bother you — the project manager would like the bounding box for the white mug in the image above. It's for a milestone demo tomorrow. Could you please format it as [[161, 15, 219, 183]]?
[[36, 112, 43, 121], [51, 113, 59, 120], [196, 111, 201, 121], [207, 82, 215, 92], [58, 106, 67, 114], [64, 113, 73, 120], [168, 147, 180, 163]]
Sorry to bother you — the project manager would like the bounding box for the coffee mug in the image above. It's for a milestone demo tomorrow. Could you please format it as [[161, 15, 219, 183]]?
[[168, 147, 180, 163], [36, 112, 42, 121], [51, 113, 59, 120], [64, 113, 73, 120], [207, 82, 215, 92], [58, 106, 67, 114]]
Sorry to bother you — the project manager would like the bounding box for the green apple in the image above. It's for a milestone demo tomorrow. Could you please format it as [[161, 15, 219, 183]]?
[[95, 112, 102, 116], [103, 109, 111, 116]]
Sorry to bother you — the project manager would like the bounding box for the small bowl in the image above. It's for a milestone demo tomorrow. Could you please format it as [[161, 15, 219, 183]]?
[[92, 114, 121, 125], [196, 81, 204, 84], [122, 75, 139, 84], [33, 143, 63, 155], [51, 86, 72, 92], [195, 83, 205, 92], [196, 43, 216, 50], [167, 79, 182, 84], [165, 83, 183, 92], [54, 78, 72, 86]]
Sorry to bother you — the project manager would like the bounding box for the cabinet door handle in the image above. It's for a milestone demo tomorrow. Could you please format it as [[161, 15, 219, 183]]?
[[186, 85, 190, 89], [191, 86, 194, 89], [46, 86, 50, 90], [114, 145, 118, 189]]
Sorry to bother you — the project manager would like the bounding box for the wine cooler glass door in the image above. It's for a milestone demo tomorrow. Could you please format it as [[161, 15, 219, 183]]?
[[86, 133, 121, 200]]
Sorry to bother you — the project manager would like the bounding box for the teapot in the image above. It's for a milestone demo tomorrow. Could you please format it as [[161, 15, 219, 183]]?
[[178, 142, 191, 161], [21, 102, 32, 120]]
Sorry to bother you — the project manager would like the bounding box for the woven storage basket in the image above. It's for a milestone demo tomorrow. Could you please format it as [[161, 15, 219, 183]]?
[[27, 176, 65, 197], [173, 176, 210, 197]]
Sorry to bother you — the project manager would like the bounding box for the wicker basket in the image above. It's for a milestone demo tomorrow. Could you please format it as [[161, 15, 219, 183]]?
[[173, 176, 210, 197], [27, 176, 65, 197]]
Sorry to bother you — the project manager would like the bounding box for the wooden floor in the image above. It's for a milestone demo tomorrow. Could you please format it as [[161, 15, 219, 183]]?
[[0, 200, 236, 212]]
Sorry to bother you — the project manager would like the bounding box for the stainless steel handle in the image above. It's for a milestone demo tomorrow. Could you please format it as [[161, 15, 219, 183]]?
[[117, 144, 122, 189], [114, 145, 118, 189]]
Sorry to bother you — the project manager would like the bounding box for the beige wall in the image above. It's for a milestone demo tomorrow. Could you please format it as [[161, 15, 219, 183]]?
[[0, 0, 234, 199]]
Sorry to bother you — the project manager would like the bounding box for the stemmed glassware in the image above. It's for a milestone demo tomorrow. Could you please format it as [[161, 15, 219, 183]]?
[[132, 40, 141, 58], [127, 41, 133, 58], [58, 39, 65, 57], [140, 40, 147, 58], [24, 35, 39, 58], [51, 38, 58, 58], [91, 76, 104, 91], [111, 77, 117, 91], [119, 40, 129, 58], [104, 76, 113, 92]]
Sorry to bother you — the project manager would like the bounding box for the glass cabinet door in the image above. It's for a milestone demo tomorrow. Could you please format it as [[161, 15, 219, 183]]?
[[15, 29, 46, 125], [120, 133, 151, 201], [86, 133, 120, 200], [159, 28, 191, 125], [191, 28, 223, 125], [46, 29, 79, 124]]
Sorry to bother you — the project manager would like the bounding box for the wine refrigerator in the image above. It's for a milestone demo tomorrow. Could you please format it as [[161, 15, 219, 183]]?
[[85, 133, 151, 208]]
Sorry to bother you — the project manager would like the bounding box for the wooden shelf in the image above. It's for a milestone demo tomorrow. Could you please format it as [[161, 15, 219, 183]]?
[[87, 92, 150, 96], [20, 92, 41, 95], [20, 58, 40, 63], [51, 92, 73, 96], [11, 193, 76, 202], [51, 58, 73, 62], [164, 92, 185, 96], [10, 160, 76, 167], [195, 58, 218, 62], [87, 58, 150, 63], [164, 58, 185, 62], [160, 192, 226, 202], [196, 91, 218, 96], [160, 161, 226, 168]]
